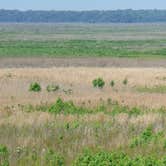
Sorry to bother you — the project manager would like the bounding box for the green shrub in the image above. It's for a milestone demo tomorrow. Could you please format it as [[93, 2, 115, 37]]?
[[49, 98, 92, 114], [29, 82, 41, 92], [92, 78, 105, 89], [75, 150, 129, 166], [123, 78, 128, 85], [129, 107, 141, 116], [0, 145, 9, 166], [48, 98, 105, 115], [73, 150, 164, 166], [47, 84, 59, 92], [44, 149, 65, 166], [110, 80, 115, 87]]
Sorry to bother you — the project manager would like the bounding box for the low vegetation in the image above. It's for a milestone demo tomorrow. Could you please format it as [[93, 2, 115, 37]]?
[[137, 85, 166, 93], [92, 78, 105, 89], [123, 78, 128, 85], [29, 82, 41, 92], [46, 84, 60, 92], [110, 80, 115, 87], [1, 23, 166, 165], [1, 98, 166, 165], [0, 39, 166, 58], [74, 150, 166, 166], [0, 145, 9, 166]]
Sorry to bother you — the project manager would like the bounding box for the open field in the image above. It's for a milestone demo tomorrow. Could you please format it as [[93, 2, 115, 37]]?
[[1, 57, 166, 68], [0, 67, 166, 108], [0, 23, 166, 165], [0, 23, 166, 58]]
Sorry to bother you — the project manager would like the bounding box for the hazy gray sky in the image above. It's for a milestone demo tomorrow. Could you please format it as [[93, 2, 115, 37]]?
[[0, 0, 165, 10]]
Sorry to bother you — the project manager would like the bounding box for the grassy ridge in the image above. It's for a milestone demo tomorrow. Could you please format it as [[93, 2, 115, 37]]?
[[0, 39, 166, 57]]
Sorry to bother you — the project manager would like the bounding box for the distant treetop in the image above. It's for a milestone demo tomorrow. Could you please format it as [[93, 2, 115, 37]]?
[[0, 9, 166, 23]]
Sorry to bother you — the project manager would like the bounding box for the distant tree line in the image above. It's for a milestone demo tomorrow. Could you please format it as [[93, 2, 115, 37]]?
[[0, 9, 166, 23]]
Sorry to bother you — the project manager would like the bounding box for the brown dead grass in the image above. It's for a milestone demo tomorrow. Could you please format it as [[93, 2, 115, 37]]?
[[0, 67, 166, 108]]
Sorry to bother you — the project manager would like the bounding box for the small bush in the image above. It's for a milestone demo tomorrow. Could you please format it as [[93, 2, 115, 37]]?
[[110, 80, 115, 87], [48, 98, 107, 115], [92, 78, 105, 89], [129, 107, 141, 116], [44, 149, 65, 166], [47, 84, 59, 92], [29, 82, 41, 92], [0, 145, 9, 166], [123, 78, 128, 85], [48, 98, 90, 114]]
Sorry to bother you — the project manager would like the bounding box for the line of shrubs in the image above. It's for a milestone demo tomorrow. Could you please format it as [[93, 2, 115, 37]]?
[[29, 77, 127, 93], [29, 82, 60, 92], [92, 77, 128, 89]]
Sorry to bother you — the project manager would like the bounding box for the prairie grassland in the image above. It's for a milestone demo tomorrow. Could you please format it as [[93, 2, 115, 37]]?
[[1, 23, 166, 41], [0, 67, 166, 165], [0, 99, 166, 165], [0, 23, 166, 58], [0, 67, 166, 108], [0, 23, 166, 165]]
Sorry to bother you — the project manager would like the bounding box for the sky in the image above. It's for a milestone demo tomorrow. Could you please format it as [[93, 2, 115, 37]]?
[[0, 0, 165, 11]]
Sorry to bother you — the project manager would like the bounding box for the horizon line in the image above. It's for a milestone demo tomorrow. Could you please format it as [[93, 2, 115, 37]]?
[[0, 8, 165, 12]]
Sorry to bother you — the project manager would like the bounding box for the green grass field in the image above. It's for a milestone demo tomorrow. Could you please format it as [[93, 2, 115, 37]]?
[[0, 39, 166, 58], [0, 23, 166, 58]]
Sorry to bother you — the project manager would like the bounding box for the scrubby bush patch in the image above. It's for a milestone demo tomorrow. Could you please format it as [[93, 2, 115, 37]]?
[[130, 127, 164, 148], [123, 78, 128, 85], [110, 80, 115, 87], [47, 84, 60, 92], [92, 78, 105, 89], [73, 150, 165, 166], [29, 82, 41, 92], [48, 98, 98, 114]]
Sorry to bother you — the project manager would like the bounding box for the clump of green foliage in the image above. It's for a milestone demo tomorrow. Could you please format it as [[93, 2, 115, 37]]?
[[110, 80, 115, 87], [123, 78, 128, 85], [48, 98, 108, 115], [73, 150, 165, 166], [48, 98, 91, 114], [44, 149, 65, 166], [29, 82, 41, 92], [46, 84, 59, 92], [0, 145, 9, 166], [92, 78, 105, 89], [130, 126, 164, 148]]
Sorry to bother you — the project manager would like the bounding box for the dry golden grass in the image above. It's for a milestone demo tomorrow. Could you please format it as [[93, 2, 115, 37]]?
[[0, 67, 166, 108]]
